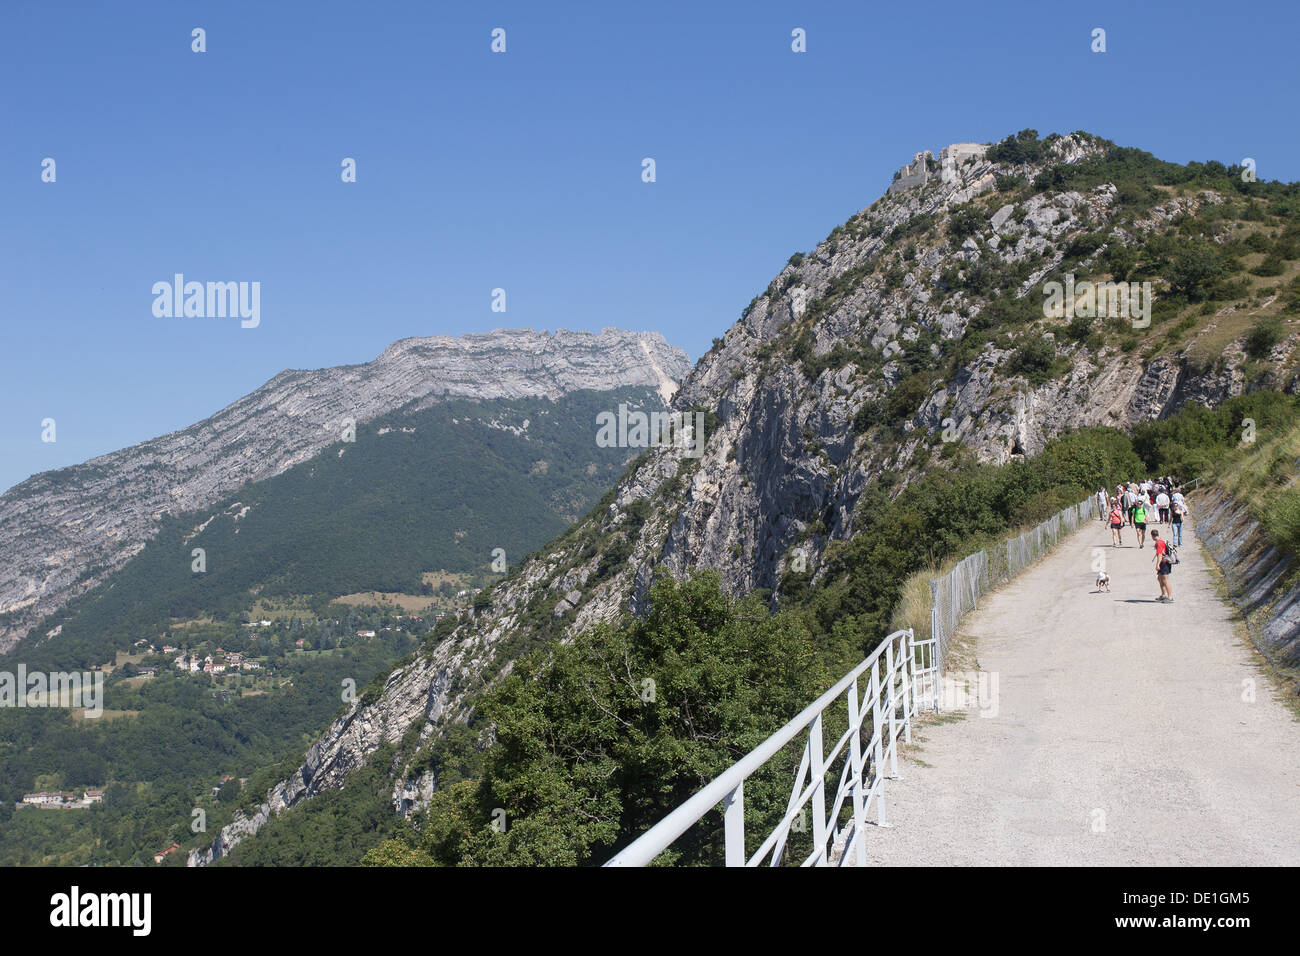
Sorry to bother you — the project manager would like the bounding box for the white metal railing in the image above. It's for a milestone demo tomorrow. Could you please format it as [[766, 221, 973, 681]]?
[[604, 628, 918, 868], [605, 493, 1109, 867]]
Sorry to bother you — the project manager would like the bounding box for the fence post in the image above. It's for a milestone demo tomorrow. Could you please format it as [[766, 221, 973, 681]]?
[[847, 680, 867, 867], [809, 714, 827, 864], [930, 602, 942, 707], [724, 781, 745, 867], [886, 639, 900, 779], [871, 659, 889, 827], [900, 629, 913, 744]]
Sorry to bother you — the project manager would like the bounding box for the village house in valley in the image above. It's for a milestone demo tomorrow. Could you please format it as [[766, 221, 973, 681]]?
[[19, 789, 105, 809]]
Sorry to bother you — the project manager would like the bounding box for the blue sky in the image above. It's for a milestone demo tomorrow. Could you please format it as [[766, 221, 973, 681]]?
[[3, 0, 1298, 492]]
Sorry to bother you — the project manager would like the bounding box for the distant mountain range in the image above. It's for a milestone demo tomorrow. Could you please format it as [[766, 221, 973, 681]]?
[[0, 328, 690, 654]]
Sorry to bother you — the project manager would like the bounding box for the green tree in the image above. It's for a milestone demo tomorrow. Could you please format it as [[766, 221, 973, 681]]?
[[887, 372, 933, 423], [216, 778, 241, 804], [1165, 240, 1225, 300], [361, 839, 434, 866], [412, 574, 846, 866], [1006, 338, 1058, 385], [1244, 316, 1283, 359]]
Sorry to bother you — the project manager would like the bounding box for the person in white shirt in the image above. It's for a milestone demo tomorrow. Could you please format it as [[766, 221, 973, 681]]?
[[1155, 490, 1170, 523]]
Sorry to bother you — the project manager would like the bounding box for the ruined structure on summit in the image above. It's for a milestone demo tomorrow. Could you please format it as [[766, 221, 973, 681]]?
[[887, 142, 989, 195]]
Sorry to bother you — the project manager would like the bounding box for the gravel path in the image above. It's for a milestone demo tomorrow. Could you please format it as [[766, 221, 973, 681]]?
[[854, 517, 1300, 866]]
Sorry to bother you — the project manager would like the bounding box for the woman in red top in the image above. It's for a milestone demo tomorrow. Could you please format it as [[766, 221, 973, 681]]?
[[1151, 530, 1173, 602], [1109, 498, 1124, 547]]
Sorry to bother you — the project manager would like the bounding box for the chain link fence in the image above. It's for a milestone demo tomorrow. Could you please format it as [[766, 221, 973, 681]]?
[[929, 496, 1097, 672]]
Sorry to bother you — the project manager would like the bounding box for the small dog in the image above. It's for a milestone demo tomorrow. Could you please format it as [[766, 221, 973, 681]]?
[[1096, 571, 1111, 592]]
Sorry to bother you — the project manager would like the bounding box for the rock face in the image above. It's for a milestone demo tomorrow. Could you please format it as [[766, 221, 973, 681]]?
[[193, 132, 1300, 864], [1195, 488, 1300, 669], [0, 328, 690, 653]]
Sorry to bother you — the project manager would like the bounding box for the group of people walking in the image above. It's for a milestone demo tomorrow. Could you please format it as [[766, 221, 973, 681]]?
[[1097, 478, 1188, 604]]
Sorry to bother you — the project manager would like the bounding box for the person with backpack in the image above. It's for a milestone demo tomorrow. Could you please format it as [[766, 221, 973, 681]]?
[[1133, 496, 1149, 548], [1109, 497, 1125, 547], [1152, 530, 1174, 602]]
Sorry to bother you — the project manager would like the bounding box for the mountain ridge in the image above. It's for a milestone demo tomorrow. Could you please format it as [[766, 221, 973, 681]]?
[[0, 328, 691, 653]]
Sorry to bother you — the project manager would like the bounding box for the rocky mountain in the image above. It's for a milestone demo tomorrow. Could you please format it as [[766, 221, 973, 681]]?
[[193, 130, 1300, 864], [0, 329, 690, 654]]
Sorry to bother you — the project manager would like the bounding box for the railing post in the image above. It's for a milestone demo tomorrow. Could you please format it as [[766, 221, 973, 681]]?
[[911, 629, 923, 712], [847, 680, 867, 867], [809, 714, 827, 865], [870, 659, 889, 827], [932, 600, 943, 712], [885, 639, 900, 779], [724, 781, 745, 867], [900, 629, 913, 743], [930, 602, 941, 703]]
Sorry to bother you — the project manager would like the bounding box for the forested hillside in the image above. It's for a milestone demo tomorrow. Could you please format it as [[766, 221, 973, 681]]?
[[0, 628, 414, 865], [11, 387, 662, 673], [0, 385, 674, 865]]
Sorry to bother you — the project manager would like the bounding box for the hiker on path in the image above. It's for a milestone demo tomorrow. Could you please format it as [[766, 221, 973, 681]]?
[[1097, 486, 1108, 521], [1109, 498, 1125, 547], [1134, 496, 1149, 549], [1152, 530, 1174, 603], [1171, 498, 1187, 547]]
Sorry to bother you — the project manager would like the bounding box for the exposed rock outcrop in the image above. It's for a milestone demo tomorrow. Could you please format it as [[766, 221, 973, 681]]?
[[1195, 488, 1300, 670]]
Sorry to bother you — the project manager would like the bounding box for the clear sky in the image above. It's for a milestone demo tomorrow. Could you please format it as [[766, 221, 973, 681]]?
[[3, 0, 1298, 493]]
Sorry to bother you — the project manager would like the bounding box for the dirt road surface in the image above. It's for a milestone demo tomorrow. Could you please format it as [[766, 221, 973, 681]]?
[[855, 518, 1300, 866]]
